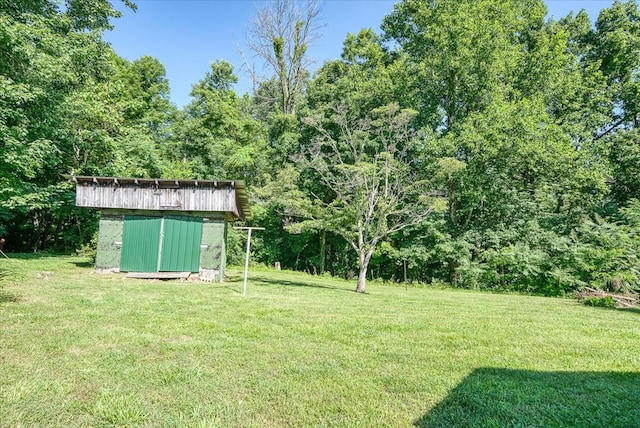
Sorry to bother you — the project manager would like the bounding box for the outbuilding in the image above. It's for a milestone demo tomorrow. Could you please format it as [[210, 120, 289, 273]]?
[[71, 176, 250, 281]]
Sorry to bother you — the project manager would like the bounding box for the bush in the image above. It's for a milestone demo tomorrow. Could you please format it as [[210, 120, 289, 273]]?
[[582, 296, 617, 308]]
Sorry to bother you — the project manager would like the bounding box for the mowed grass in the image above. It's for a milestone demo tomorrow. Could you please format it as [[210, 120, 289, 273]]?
[[1, 255, 639, 427]]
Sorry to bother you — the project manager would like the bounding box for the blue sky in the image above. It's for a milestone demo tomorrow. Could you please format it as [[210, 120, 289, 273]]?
[[104, 1, 616, 108]]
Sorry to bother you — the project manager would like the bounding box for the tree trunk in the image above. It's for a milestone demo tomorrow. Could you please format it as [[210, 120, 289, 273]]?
[[448, 259, 459, 284], [356, 263, 367, 293], [319, 228, 326, 275]]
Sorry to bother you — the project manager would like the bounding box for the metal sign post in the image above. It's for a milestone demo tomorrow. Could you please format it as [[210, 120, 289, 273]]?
[[233, 227, 265, 296]]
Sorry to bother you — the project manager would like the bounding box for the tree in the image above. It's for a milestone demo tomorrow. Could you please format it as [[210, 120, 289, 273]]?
[[436, 98, 600, 291], [245, 0, 323, 115], [610, 129, 640, 204], [591, 0, 640, 131], [0, 0, 135, 251], [0, 0, 178, 251], [114, 55, 174, 138], [168, 61, 269, 185], [295, 103, 437, 293], [589, 1, 640, 208], [382, 0, 548, 132], [306, 28, 399, 120], [374, 0, 632, 292]]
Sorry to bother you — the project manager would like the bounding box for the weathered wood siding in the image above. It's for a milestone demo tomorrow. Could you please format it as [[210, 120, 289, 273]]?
[[76, 184, 240, 216]]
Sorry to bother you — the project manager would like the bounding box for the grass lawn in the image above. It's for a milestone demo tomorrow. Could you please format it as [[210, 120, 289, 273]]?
[[1, 255, 639, 427]]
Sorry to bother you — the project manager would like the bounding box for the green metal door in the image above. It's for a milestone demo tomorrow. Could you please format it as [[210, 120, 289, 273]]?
[[160, 216, 203, 272], [120, 216, 162, 272], [120, 215, 202, 272]]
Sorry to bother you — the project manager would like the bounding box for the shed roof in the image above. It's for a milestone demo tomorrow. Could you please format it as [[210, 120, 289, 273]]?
[[70, 176, 250, 220]]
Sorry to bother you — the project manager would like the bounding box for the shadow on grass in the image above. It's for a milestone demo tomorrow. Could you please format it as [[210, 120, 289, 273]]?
[[72, 260, 93, 268], [2, 252, 65, 260], [582, 304, 640, 316], [251, 275, 354, 293], [415, 368, 640, 427], [0, 289, 19, 303], [616, 306, 640, 315], [221, 274, 247, 294]]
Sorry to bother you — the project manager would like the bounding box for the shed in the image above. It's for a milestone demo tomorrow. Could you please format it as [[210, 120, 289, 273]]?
[[71, 176, 250, 281]]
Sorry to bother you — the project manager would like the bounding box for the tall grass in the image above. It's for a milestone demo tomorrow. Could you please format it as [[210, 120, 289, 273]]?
[[1, 255, 639, 427]]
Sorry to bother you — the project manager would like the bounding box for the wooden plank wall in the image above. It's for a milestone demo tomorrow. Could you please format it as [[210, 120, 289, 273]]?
[[76, 184, 238, 214]]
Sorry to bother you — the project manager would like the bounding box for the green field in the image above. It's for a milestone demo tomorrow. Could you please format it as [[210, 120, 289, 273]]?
[[1, 255, 639, 427]]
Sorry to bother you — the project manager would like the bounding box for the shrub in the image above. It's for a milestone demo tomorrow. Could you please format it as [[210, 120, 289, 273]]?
[[582, 296, 617, 308]]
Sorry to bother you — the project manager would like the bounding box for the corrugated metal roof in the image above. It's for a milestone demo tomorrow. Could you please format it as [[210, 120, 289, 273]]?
[[68, 176, 251, 220]]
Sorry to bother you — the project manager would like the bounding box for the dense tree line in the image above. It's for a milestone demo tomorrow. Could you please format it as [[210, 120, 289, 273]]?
[[1, 0, 639, 294]]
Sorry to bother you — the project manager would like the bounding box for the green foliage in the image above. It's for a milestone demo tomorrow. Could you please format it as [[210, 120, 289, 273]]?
[[266, 112, 301, 166], [225, 227, 244, 266], [167, 61, 270, 185], [0, 0, 161, 252], [591, 0, 640, 128], [610, 129, 640, 204], [382, 0, 548, 130], [582, 296, 617, 308], [2, 0, 640, 300]]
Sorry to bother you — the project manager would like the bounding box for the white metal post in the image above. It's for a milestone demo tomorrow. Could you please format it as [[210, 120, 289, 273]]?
[[234, 226, 265, 296], [243, 228, 252, 296]]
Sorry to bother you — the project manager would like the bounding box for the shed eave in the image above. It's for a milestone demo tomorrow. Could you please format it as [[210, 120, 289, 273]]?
[[67, 175, 251, 220]]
